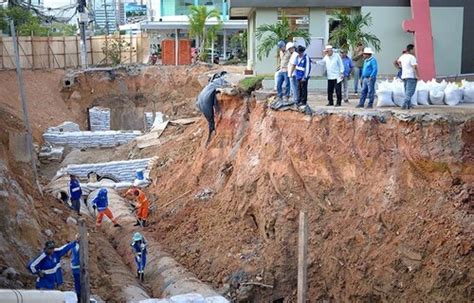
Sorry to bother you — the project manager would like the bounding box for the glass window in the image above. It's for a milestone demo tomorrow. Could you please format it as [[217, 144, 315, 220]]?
[[197, 0, 223, 14], [278, 8, 310, 31]]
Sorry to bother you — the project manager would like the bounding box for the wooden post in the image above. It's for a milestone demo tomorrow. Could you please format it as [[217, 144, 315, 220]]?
[[30, 32, 35, 70], [47, 33, 51, 69], [89, 36, 94, 65], [75, 36, 80, 68], [297, 211, 308, 303], [78, 219, 91, 303], [63, 34, 66, 69], [129, 32, 133, 63], [0, 36, 4, 70], [104, 35, 108, 65]]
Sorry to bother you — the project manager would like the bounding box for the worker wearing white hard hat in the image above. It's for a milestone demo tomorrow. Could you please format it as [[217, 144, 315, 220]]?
[[356, 47, 378, 108]]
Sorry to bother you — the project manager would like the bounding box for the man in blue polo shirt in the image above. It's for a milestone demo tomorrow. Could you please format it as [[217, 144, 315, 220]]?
[[356, 47, 378, 109]]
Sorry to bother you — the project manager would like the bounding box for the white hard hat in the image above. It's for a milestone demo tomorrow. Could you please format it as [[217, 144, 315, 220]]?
[[363, 47, 374, 54], [325, 45, 333, 50], [286, 42, 295, 50]]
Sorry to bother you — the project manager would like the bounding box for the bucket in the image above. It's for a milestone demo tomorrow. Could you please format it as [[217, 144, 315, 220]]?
[[136, 169, 144, 180]]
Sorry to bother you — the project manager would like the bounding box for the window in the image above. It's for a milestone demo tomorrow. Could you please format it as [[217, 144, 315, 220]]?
[[278, 8, 310, 31]]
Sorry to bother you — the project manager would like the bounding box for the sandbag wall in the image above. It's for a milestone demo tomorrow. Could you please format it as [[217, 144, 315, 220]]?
[[43, 130, 142, 149], [89, 107, 111, 131], [59, 158, 153, 182], [376, 79, 474, 107]]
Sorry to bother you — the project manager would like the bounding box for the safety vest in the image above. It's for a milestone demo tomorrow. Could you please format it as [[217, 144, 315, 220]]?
[[295, 55, 311, 80]]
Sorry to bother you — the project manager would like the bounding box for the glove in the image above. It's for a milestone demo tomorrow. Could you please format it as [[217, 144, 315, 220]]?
[[140, 243, 146, 250]]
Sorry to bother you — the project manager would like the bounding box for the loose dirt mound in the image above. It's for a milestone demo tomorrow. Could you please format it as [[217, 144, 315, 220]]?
[[147, 94, 473, 302]]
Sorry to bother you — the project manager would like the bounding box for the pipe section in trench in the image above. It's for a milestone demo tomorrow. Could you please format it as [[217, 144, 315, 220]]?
[[86, 188, 224, 299]]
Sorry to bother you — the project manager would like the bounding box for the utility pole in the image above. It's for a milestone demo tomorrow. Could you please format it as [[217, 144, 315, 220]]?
[[297, 211, 308, 303], [77, 0, 88, 68], [79, 219, 91, 303], [103, 0, 110, 35], [10, 20, 40, 189]]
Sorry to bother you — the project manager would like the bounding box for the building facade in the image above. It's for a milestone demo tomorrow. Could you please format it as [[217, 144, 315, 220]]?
[[229, 0, 474, 76]]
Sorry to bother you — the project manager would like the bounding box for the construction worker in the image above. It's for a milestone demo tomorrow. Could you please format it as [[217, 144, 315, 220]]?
[[69, 174, 82, 216], [131, 232, 147, 282], [71, 235, 81, 299], [92, 188, 121, 228], [27, 240, 76, 290], [124, 187, 150, 227]]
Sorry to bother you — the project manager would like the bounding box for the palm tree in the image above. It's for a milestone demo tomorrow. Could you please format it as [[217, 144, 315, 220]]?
[[329, 10, 381, 52], [188, 5, 221, 62], [255, 14, 310, 61]]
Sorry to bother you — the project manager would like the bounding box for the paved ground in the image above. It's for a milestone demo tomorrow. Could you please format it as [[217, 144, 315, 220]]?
[[257, 90, 474, 120]]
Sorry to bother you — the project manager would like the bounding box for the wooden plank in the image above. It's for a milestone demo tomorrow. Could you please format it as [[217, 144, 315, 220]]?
[[75, 36, 80, 68], [63, 35, 66, 69], [0, 36, 3, 69], [129, 33, 133, 63], [89, 36, 94, 65], [47, 34, 51, 69], [30, 33, 35, 70], [78, 219, 91, 303], [297, 211, 308, 303], [170, 117, 200, 125]]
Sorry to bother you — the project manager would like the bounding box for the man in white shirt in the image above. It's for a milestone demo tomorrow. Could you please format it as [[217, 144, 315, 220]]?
[[397, 44, 419, 110], [288, 44, 301, 104], [318, 45, 344, 107]]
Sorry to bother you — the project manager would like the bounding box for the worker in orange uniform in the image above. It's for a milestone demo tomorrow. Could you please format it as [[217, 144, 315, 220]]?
[[92, 188, 121, 228], [124, 188, 150, 227]]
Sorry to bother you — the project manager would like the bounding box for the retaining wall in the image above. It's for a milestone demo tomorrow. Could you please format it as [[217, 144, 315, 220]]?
[[43, 130, 141, 149], [60, 158, 153, 182]]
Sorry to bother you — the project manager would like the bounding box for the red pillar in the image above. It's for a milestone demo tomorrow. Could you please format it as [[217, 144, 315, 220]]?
[[402, 0, 436, 80]]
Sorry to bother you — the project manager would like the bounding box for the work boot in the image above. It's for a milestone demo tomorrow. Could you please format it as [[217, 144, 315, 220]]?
[[366, 104, 373, 109], [344, 99, 349, 103], [142, 220, 147, 227], [133, 220, 141, 226], [401, 103, 408, 110], [140, 272, 144, 282], [326, 102, 334, 106], [355, 104, 364, 108]]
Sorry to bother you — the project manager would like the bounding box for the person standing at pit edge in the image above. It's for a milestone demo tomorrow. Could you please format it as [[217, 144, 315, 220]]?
[[352, 41, 365, 94], [294, 45, 311, 107], [356, 47, 378, 109], [276, 40, 292, 102], [318, 45, 344, 107], [340, 49, 354, 103], [397, 44, 419, 110], [71, 234, 81, 299], [92, 188, 121, 228], [69, 174, 82, 216]]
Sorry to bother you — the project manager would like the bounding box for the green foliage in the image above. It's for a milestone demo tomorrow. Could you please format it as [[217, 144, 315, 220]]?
[[101, 37, 130, 66], [255, 14, 310, 61], [239, 76, 264, 93], [0, 6, 47, 35], [187, 5, 221, 62], [0, 7, 77, 36], [229, 30, 247, 59], [329, 10, 381, 52]]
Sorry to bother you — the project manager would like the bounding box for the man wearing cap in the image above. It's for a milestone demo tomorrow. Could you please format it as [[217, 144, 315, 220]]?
[[352, 41, 365, 94], [276, 41, 292, 102], [340, 49, 354, 103], [27, 240, 77, 290], [397, 44, 419, 109], [131, 232, 148, 282], [356, 47, 378, 108], [293, 45, 311, 106], [287, 43, 300, 104], [318, 45, 344, 107], [69, 174, 82, 216]]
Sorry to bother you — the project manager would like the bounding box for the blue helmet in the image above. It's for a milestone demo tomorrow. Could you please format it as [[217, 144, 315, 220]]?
[[98, 188, 107, 198], [277, 40, 286, 48]]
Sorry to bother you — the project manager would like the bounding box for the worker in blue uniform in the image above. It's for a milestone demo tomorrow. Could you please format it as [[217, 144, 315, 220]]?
[[131, 232, 147, 282], [27, 240, 76, 290]]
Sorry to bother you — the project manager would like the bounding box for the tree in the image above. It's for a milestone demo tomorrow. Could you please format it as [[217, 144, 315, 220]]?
[[230, 30, 247, 59], [101, 37, 130, 66], [187, 5, 221, 62], [255, 14, 310, 61], [0, 6, 47, 36], [329, 10, 381, 52]]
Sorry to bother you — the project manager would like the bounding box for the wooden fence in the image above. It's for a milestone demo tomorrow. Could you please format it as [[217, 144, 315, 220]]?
[[0, 33, 150, 69]]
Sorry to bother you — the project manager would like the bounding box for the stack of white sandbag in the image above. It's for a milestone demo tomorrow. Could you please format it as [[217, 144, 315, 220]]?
[[461, 80, 474, 103], [376, 78, 472, 107]]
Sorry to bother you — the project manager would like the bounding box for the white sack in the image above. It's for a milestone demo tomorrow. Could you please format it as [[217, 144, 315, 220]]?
[[444, 83, 462, 106], [461, 80, 474, 103]]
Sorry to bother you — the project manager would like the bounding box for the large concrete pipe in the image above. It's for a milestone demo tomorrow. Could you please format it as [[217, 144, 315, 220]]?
[[86, 188, 228, 300], [0, 290, 77, 303]]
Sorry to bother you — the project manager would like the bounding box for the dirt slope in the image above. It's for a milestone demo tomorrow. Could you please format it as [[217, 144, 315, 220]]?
[[146, 94, 473, 302]]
